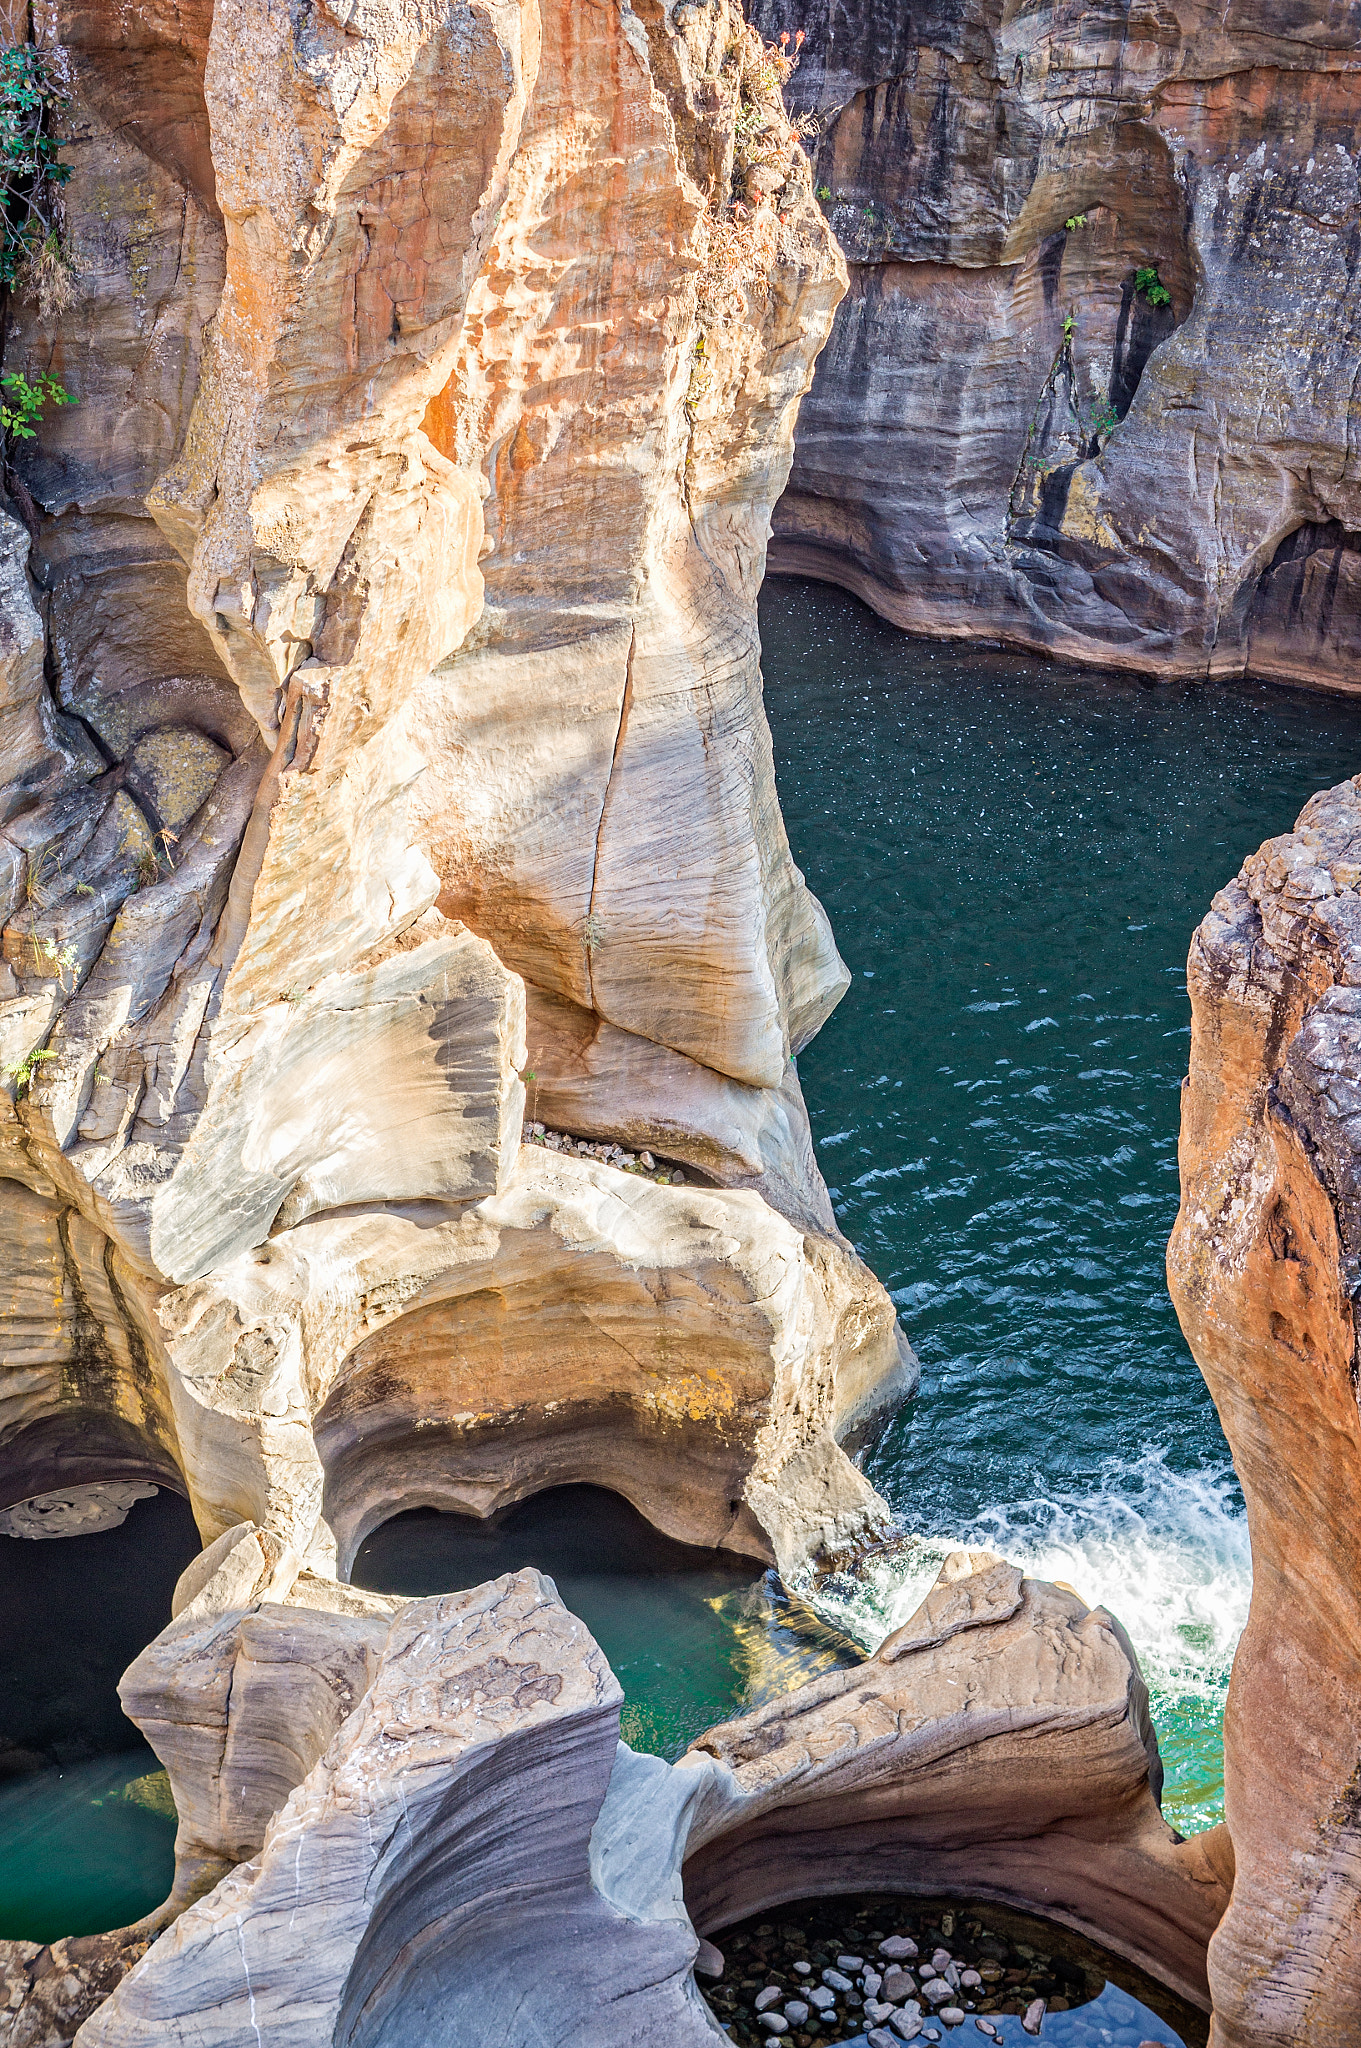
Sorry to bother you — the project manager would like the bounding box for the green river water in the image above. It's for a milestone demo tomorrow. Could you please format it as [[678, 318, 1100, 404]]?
[[5, 577, 1361, 1940]]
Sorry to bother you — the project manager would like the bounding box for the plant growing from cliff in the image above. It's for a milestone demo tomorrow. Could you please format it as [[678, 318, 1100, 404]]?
[[1064, 214, 1088, 230], [1133, 264, 1171, 308], [1, 367, 70, 440], [697, 25, 807, 322], [0, 45, 77, 316], [3, 1044, 55, 1095]]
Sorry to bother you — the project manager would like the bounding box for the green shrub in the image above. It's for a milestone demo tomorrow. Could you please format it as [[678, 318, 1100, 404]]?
[[1134, 264, 1171, 308], [1, 367, 71, 441], [0, 45, 75, 306]]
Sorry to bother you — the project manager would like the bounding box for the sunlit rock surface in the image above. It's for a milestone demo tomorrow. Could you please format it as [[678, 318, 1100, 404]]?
[[751, 0, 1361, 688], [1169, 775, 1361, 2048], [64, 1557, 1224, 2047], [0, 0, 907, 1611]]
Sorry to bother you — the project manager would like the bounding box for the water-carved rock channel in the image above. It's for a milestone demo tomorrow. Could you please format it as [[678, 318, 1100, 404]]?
[[6, 586, 1361, 2038]]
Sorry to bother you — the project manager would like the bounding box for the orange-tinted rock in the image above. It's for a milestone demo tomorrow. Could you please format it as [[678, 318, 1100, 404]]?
[[1168, 776, 1361, 2046]]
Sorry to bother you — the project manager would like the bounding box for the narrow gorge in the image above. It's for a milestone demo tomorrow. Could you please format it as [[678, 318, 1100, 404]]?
[[0, 3, 1357, 2047]]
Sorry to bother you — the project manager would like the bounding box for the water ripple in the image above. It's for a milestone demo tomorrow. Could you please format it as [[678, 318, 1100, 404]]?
[[763, 576, 1361, 1831]]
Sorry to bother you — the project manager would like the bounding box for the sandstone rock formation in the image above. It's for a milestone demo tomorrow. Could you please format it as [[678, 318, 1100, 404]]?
[[750, 0, 1361, 689], [50, 1556, 1225, 2046], [1168, 774, 1361, 2048], [0, 0, 910, 1610]]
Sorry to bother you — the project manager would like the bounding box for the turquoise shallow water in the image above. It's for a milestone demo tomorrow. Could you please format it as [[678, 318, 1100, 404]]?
[[353, 1485, 862, 1759], [0, 1489, 197, 1939], [760, 576, 1361, 1831]]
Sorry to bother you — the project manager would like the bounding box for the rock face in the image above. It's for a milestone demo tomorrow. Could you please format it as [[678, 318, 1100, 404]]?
[[750, 0, 1361, 688], [61, 1556, 1225, 2046], [0, 1, 909, 1594], [1168, 776, 1361, 2048]]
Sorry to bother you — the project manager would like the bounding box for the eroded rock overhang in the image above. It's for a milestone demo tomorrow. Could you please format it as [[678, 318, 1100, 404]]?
[[0, 0, 911, 1594]]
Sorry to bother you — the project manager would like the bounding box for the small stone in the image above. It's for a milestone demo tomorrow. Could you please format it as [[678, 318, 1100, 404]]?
[[959, 1973, 983, 1992], [783, 2003, 809, 2025], [931, 1951, 952, 1975], [922, 1980, 953, 2007], [695, 1939, 724, 1980], [755, 1987, 782, 2011], [837, 1955, 864, 1971], [1022, 2000, 1046, 2035], [882, 1967, 916, 2004], [793, 1962, 812, 1977], [822, 1970, 853, 1993], [868, 2033, 897, 2048], [940, 2012, 965, 2029], [759, 2017, 789, 2036], [865, 2001, 893, 2023], [809, 1987, 835, 2011], [891, 2016, 924, 2043], [975, 2026, 998, 2040], [863, 1969, 883, 1997], [880, 1938, 919, 1962]]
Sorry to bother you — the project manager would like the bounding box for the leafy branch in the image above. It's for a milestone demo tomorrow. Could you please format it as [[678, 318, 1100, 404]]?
[[0, 45, 77, 315], [2, 366, 70, 440]]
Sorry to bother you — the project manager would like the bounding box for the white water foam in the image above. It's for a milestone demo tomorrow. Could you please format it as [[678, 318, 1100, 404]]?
[[809, 1449, 1251, 1707]]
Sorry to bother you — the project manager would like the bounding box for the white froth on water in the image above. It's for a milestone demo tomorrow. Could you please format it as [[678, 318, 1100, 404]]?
[[810, 1449, 1251, 1705]]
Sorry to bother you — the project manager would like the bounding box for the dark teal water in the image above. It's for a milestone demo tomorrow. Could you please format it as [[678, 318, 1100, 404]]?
[[0, 1488, 197, 1939], [761, 577, 1361, 1831]]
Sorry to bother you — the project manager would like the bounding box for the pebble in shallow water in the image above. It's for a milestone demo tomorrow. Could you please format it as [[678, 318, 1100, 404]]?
[[696, 1898, 1117, 2048]]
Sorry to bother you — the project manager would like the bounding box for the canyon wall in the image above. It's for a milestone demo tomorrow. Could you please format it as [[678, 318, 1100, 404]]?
[[1169, 777, 1361, 2047], [749, 0, 1361, 689], [0, 0, 913, 1613]]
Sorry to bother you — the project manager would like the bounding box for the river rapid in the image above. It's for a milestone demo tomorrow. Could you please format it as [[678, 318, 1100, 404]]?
[[762, 576, 1361, 1831]]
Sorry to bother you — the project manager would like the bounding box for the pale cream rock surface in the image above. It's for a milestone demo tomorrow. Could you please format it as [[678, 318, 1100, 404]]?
[[0, 0, 905, 1603], [69, 1558, 1228, 2048]]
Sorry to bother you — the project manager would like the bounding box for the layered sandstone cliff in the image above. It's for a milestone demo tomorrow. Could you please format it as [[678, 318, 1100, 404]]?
[[0, 0, 913, 1598], [1168, 776, 1361, 2047], [750, 0, 1361, 689]]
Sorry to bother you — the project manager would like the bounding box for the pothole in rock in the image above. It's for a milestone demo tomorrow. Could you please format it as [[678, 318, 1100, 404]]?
[[352, 1484, 860, 1757], [0, 1484, 200, 1940], [700, 1896, 1205, 2048]]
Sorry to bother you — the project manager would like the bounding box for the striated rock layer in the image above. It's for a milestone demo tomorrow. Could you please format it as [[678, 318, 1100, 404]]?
[[751, 0, 1361, 689], [0, 1, 911, 1592], [25, 1555, 1223, 2046], [1168, 775, 1361, 2047]]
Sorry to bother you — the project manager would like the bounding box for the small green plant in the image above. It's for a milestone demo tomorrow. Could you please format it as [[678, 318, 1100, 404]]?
[[1062, 311, 1076, 343], [4, 1044, 56, 1094], [1064, 214, 1088, 230], [1134, 264, 1171, 307], [1, 367, 71, 440], [816, 184, 832, 201], [0, 44, 76, 308], [862, 205, 875, 218]]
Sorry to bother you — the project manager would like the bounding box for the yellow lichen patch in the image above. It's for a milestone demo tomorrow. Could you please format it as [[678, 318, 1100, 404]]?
[[644, 1367, 740, 1428], [128, 728, 230, 834], [1060, 469, 1121, 551]]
